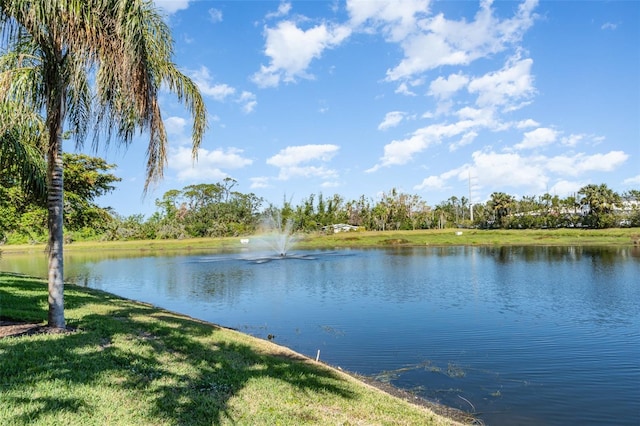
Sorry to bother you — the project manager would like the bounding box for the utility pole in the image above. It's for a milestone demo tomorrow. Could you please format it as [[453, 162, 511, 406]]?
[[469, 171, 474, 222]]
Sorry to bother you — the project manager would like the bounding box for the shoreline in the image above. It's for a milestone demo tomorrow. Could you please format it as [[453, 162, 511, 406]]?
[[0, 273, 476, 425], [0, 319, 476, 425], [1, 227, 638, 255]]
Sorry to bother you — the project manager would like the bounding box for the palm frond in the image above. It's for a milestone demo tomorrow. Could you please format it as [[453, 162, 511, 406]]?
[[2, 0, 207, 190], [0, 101, 47, 201], [90, 0, 207, 189]]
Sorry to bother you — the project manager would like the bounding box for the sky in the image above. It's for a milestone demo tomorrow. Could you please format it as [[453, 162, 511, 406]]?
[[87, 0, 639, 217]]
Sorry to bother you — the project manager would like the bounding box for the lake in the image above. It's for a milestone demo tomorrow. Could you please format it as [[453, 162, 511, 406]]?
[[1, 245, 639, 425]]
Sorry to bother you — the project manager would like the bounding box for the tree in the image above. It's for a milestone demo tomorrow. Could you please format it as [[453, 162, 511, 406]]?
[[181, 183, 229, 237], [344, 195, 371, 228], [62, 153, 121, 233], [149, 182, 263, 238], [488, 192, 515, 228], [621, 190, 640, 227], [559, 194, 581, 227], [63, 154, 119, 206], [0, 153, 121, 242], [0, 1, 206, 328], [578, 184, 621, 228], [406, 194, 429, 230], [0, 101, 47, 242]]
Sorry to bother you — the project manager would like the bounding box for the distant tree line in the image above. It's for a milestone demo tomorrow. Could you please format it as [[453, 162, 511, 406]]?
[[106, 178, 263, 241], [0, 153, 120, 244], [1, 156, 638, 243]]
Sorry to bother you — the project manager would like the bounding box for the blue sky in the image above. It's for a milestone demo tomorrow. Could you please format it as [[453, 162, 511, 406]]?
[[89, 0, 639, 217]]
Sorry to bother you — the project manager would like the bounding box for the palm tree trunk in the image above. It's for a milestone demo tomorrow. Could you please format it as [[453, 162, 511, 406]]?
[[46, 84, 66, 329]]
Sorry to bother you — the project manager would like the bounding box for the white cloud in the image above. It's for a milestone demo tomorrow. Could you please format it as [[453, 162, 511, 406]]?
[[164, 116, 187, 136], [188, 66, 257, 112], [417, 148, 629, 200], [396, 78, 426, 96], [266, 144, 340, 181], [154, 0, 191, 14], [207, 84, 235, 101], [601, 22, 617, 31], [545, 151, 629, 176], [252, 0, 537, 93], [430, 99, 453, 116], [560, 133, 584, 147], [414, 175, 446, 191], [449, 131, 478, 151], [386, 32, 467, 82], [266, 2, 292, 20], [169, 146, 252, 182], [267, 144, 339, 167], [321, 180, 341, 188], [385, 0, 538, 81], [190, 67, 236, 100], [208, 8, 223, 23], [455, 106, 497, 126], [468, 56, 535, 110], [251, 67, 280, 88], [250, 176, 270, 189], [514, 127, 558, 150], [395, 82, 417, 96], [429, 73, 469, 99], [414, 165, 470, 192], [347, 0, 430, 42], [369, 111, 499, 171], [548, 180, 584, 197], [470, 150, 548, 192], [367, 133, 431, 172], [276, 165, 339, 181], [623, 175, 640, 185], [516, 118, 539, 129], [378, 111, 406, 130], [252, 21, 351, 87], [237, 91, 258, 113]]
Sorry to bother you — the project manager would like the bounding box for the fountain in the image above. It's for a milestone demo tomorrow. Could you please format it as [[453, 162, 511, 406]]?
[[242, 207, 315, 263], [258, 208, 298, 257], [240, 207, 334, 263]]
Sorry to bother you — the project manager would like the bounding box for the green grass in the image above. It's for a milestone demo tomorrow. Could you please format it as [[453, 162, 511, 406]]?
[[2, 227, 638, 255], [0, 273, 470, 425], [298, 228, 640, 250]]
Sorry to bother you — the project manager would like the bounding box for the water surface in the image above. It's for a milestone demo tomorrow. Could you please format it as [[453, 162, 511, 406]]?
[[2, 245, 639, 425]]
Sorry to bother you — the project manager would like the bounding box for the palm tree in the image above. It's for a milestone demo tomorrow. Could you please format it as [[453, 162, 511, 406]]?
[[578, 184, 621, 228], [0, 0, 207, 328], [489, 192, 514, 228], [0, 101, 47, 200]]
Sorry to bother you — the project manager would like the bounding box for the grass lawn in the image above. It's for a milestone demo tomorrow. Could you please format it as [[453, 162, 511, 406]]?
[[299, 227, 640, 249], [0, 273, 472, 425], [2, 228, 638, 255]]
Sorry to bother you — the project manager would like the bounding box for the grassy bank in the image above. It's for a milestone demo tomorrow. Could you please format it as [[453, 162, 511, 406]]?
[[0, 273, 471, 425], [2, 227, 639, 255], [300, 227, 640, 249]]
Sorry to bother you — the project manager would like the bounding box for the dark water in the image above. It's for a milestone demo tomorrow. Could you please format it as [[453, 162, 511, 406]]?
[[2, 245, 639, 425]]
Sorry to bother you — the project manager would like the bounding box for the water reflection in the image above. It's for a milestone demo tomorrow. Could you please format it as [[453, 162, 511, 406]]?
[[1, 245, 639, 426], [478, 244, 635, 264]]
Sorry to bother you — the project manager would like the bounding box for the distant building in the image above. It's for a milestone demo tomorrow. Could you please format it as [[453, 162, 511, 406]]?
[[322, 224, 359, 233]]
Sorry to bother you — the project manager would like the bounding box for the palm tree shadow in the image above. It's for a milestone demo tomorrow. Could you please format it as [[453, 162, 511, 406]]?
[[0, 293, 355, 425], [0, 274, 50, 321], [8, 396, 89, 424], [107, 309, 355, 424], [0, 273, 119, 323]]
